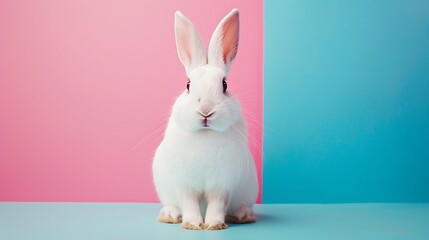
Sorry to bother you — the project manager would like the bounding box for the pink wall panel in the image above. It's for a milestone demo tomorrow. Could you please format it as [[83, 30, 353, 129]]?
[[0, 0, 263, 202]]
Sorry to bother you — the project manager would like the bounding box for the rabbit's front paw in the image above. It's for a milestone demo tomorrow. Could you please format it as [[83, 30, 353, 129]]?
[[205, 222, 228, 230], [204, 214, 228, 230], [181, 215, 204, 230]]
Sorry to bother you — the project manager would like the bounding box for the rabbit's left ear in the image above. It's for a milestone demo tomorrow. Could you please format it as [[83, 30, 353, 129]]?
[[208, 9, 239, 74], [175, 11, 207, 76]]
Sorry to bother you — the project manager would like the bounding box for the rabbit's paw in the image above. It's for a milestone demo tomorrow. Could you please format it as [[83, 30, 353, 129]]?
[[226, 206, 256, 224], [181, 215, 204, 230], [158, 206, 182, 224]]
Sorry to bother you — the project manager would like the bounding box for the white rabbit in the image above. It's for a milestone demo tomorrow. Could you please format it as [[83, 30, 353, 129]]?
[[152, 9, 258, 230]]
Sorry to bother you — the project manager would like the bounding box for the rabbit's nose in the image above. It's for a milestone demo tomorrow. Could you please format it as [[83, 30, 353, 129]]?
[[199, 111, 215, 118], [198, 102, 215, 117]]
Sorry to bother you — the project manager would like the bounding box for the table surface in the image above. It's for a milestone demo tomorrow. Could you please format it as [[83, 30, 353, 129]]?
[[1, 203, 428, 240]]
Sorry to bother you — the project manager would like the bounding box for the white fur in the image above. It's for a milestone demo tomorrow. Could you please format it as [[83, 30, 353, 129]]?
[[152, 9, 258, 230]]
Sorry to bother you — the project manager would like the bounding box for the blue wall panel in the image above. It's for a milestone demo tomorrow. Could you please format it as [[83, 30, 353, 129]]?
[[263, 0, 429, 203]]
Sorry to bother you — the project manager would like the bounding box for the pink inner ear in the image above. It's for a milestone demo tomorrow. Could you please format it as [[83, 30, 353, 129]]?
[[221, 14, 239, 63], [177, 19, 192, 66], [183, 35, 192, 65]]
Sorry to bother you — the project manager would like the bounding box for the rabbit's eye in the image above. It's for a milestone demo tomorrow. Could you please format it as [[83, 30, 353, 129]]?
[[222, 78, 227, 93], [186, 80, 190, 92]]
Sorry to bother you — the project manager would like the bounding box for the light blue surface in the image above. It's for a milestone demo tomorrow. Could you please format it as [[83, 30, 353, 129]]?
[[1, 203, 429, 240], [263, 0, 429, 203]]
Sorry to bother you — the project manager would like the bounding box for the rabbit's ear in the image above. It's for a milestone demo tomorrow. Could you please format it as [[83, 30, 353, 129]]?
[[175, 11, 207, 75], [208, 9, 239, 74]]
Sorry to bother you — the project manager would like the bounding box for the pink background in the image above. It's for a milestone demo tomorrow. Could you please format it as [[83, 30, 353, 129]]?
[[0, 0, 263, 202]]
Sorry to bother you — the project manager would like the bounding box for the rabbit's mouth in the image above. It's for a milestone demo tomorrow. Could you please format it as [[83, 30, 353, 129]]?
[[202, 118, 210, 128], [201, 112, 215, 128]]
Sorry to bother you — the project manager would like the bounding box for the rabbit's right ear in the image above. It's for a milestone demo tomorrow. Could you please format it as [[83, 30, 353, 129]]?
[[175, 11, 207, 76]]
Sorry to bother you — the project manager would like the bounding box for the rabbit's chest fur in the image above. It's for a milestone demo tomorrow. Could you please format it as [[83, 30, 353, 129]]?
[[153, 119, 248, 195]]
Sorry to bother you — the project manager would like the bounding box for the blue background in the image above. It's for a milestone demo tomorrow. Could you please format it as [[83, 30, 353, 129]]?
[[263, 0, 429, 203]]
